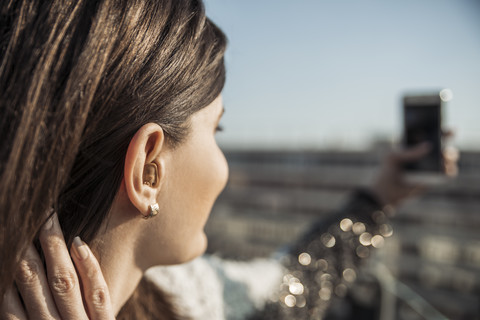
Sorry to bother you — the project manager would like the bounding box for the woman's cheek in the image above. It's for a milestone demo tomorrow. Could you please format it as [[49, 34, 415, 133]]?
[[215, 146, 229, 194]]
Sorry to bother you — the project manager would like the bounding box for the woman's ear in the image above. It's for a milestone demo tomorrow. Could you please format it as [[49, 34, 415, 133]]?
[[124, 123, 166, 218]]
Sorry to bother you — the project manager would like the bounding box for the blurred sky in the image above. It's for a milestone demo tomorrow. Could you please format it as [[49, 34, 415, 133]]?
[[203, 0, 480, 151]]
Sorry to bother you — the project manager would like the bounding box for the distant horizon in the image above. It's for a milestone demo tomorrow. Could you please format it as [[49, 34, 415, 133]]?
[[218, 139, 479, 153], [205, 0, 480, 151]]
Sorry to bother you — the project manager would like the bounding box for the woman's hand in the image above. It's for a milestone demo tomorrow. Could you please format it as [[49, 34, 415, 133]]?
[[1, 212, 115, 320], [371, 139, 459, 207]]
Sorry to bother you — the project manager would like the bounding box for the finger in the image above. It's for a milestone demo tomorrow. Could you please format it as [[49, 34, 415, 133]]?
[[1, 286, 27, 320], [441, 128, 455, 139], [443, 145, 460, 162], [71, 237, 114, 320], [442, 146, 459, 177], [39, 213, 89, 319], [392, 142, 432, 164], [444, 162, 459, 177], [14, 244, 61, 319]]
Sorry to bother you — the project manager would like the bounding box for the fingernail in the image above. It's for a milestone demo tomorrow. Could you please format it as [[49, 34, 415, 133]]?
[[72, 236, 89, 260], [43, 215, 54, 230]]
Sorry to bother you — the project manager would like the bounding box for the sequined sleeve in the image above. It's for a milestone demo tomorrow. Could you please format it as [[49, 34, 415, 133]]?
[[249, 189, 393, 320]]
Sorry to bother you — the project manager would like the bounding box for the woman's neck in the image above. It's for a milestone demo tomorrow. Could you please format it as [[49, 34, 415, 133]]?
[[90, 200, 146, 315], [92, 231, 143, 315]]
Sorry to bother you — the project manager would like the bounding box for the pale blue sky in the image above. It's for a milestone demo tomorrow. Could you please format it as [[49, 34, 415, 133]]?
[[204, 0, 480, 150]]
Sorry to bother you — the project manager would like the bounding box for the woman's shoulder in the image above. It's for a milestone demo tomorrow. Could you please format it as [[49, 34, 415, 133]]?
[[145, 255, 284, 320], [146, 256, 225, 319]]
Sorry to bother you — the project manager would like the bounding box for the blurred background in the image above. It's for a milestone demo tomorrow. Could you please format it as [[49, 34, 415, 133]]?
[[203, 1, 480, 319]]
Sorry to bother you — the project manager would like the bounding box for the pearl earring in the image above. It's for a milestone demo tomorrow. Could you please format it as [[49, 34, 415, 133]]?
[[144, 203, 159, 219]]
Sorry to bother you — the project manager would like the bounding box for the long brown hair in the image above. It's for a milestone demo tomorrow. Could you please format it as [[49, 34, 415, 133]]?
[[0, 0, 226, 315]]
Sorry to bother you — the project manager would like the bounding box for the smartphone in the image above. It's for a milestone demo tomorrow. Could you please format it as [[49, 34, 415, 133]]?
[[402, 92, 446, 182]]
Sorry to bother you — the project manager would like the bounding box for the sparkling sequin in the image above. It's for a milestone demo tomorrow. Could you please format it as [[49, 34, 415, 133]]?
[[296, 295, 306, 308], [356, 245, 369, 258], [321, 279, 333, 289], [268, 191, 389, 319], [379, 224, 393, 237], [342, 268, 357, 282], [283, 274, 294, 283], [320, 273, 332, 282], [371, 235, 385, 248], [319, 287, 331, 301], [352, 222, 366, 235], [383, 205, 395, 216], [298, 252, 312, 266], [288, 276, 300, 286], [372, 210, 386, 223], [289, 282, 304, 295], [359, 232, 372, 246], [316, 259, 328, 271], [340, 218, 353, 232], [284, 294, 296, 307], [321, 233, 336, 248]]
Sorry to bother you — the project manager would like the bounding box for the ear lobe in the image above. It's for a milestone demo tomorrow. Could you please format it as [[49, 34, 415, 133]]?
[[124, 123, 166, 217]]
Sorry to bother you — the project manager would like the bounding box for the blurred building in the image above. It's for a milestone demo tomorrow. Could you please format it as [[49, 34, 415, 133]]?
[[205, 148, 480, 320]]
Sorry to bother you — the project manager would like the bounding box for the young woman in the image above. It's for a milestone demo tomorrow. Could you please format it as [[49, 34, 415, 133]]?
[[1, 0, 227, 318], [0, 0, 455, 319]]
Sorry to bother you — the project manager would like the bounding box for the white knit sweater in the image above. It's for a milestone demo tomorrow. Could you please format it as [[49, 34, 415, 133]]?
[[146, 255, 284, 320]]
